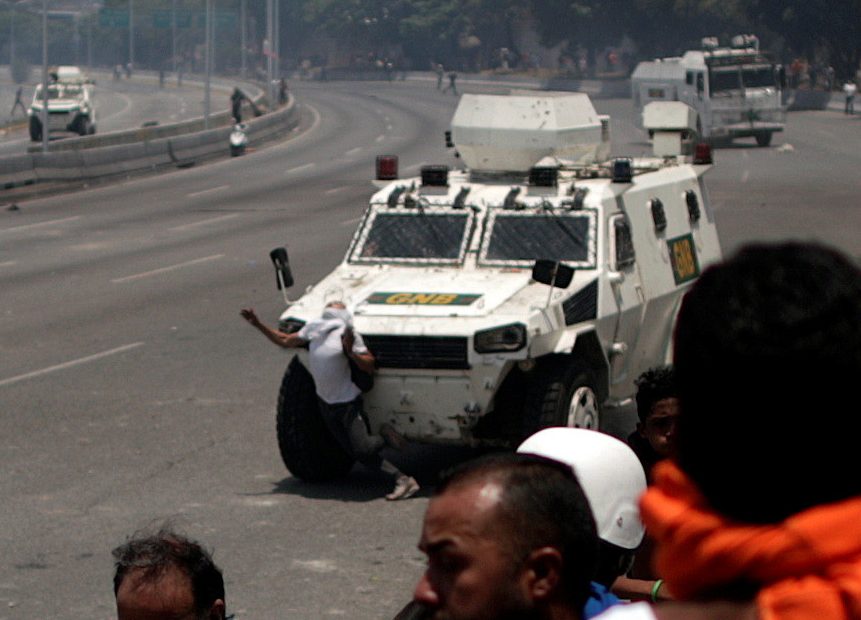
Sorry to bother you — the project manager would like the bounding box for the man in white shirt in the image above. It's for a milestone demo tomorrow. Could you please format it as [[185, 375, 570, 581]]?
[[241, 301, 419, 500]]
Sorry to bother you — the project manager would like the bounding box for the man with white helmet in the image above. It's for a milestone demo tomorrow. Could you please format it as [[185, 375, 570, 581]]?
[[518, 428, 668, 616]]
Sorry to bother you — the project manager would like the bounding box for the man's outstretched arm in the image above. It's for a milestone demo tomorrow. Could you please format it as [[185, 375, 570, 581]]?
[[240, 308, 306, 349]]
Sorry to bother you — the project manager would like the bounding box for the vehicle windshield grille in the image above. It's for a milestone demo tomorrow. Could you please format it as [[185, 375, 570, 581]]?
[[710, 69, 741, 92], [478, 209, 597, 268], [363, 335, 469, 370], [741, 65, 776, 88], [349, 207, 473, 265]]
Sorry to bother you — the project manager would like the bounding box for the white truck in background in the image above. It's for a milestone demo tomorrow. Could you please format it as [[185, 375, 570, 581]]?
[[28, 65, 96, 141], [632, 35, 786, 146]]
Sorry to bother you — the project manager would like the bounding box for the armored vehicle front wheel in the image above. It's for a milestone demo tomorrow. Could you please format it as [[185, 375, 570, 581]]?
[[276, 357, 354, 482], [522, 360, 601, 438]]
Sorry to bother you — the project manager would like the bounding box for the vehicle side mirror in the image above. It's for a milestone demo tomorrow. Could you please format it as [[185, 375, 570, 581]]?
[[269, 247, 294, 290], [532, 259, 574, 289]]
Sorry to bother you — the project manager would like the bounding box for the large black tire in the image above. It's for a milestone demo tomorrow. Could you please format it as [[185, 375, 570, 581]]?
[[521, 359, 601, 439], [276, 357, 354, 482], [28, 116, 41, 142], [755, 132, 772, 147]]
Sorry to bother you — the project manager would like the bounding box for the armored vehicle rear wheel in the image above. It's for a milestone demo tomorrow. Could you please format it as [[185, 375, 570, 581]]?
[[276, 357, 354, 482], [522, 360, 601, 439]]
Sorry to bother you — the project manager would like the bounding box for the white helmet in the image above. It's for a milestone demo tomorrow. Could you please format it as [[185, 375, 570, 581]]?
[[517, 427, 646, 550]]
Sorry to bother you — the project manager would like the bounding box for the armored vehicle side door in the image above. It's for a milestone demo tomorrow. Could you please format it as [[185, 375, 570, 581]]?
[[606, 213, 646, 389]]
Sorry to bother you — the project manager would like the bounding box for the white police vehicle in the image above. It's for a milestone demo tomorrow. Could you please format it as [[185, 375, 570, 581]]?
[[632, 35, 786, 146], [28, 66, 96, 141], [267, 92, 723, 481]]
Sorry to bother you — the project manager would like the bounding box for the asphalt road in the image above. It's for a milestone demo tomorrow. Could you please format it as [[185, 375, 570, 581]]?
[[1, 78, 860, 619], [0, 70, 235, 155]]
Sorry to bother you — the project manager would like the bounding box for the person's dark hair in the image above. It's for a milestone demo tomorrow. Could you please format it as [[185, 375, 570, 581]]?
[[436, 452, 598, 609], [635, 365, 677, 422], [112, 526, 225, 619], [673, 242, 861, 523]]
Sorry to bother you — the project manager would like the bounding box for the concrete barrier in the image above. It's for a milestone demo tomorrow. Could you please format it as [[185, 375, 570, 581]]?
[[0, 95, 296, 192], [32, 150, 86, 182], [39, 74, 265, 153], [0, 153, 35, 188]]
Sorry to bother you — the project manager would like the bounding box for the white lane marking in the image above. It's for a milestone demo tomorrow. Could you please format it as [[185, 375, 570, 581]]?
[[0, 260, 17, 267], [403, 161, 427, 172], [287, 163, 316, 174], [111, 254, 224, 283], [188, 184, 229, 198], [346, 147, 362, 156], [169, 213, 240, 232], [0, 342, 144, 388], [325, 186, 351, 195], [375, 134, 385, 143], [340, 216, 362, 227], [0, 216, 80, 234], [101, 91, 133, 122]]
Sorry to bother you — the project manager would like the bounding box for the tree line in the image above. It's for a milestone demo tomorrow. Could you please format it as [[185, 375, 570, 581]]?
[[1, 0, 859, 81]]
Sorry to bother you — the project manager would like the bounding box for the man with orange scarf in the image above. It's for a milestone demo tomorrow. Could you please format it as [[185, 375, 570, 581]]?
[[597, 242, 861, 620]]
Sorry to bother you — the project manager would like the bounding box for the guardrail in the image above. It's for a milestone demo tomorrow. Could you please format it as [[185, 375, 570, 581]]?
[[0, 79, 297, 192], [33, 71, 265, 152]]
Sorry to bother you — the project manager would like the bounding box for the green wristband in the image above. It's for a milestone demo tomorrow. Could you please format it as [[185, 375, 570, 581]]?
[[650, 578, 664, 603]]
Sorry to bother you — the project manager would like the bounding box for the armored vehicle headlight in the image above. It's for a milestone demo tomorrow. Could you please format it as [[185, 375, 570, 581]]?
[[278, 317, 306, 334], [474, 323, 526, 353]]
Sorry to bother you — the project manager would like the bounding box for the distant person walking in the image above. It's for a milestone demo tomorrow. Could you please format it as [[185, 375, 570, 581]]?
[[10, 87, 26, 116], [442, 71, 458, 95], [844, 80, 857, 114], [434, 63, 444, 89], [230, 88, 245, 124]]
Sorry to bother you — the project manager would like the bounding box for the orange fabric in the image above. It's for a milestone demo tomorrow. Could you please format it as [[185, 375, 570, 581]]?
[[639, 460, 861, 620]]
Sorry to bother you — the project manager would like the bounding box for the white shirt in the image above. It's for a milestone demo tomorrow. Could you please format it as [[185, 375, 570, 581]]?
[[298, 319, 369, 404], [844, 82, 857, 97], [594, 602, 657, 620]]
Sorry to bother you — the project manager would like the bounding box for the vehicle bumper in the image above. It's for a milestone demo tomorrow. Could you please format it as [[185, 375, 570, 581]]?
[[362, 366, 509, 444], [715, 121, 784, 137]]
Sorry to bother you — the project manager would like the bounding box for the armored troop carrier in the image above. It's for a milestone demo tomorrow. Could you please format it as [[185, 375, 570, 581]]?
[[266, 92, 723, 481]]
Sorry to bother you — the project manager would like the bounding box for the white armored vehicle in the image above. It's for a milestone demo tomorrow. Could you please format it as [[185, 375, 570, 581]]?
[[632, 35, 786, 146], [28, 65, 96, 141], [267, 92, 722, 481]]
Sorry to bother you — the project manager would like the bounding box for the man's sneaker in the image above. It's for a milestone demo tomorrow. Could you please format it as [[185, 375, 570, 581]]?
[[380, 423, 409, 451], [386, 475, 420, 501]]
